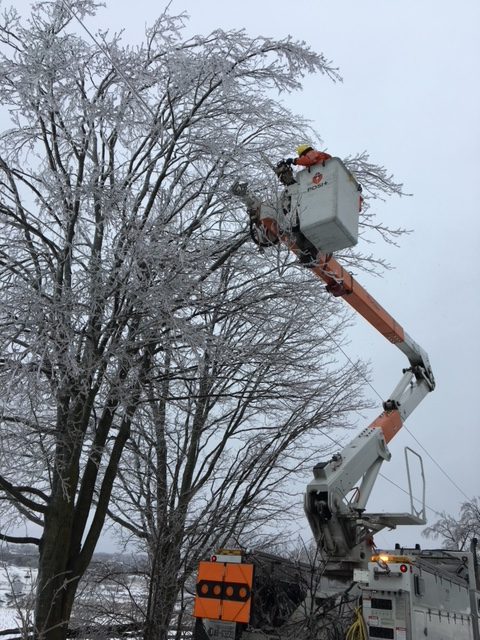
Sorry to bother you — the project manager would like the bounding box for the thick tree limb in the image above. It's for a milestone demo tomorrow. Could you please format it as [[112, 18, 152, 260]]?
[[0, 532, 40, 545], [0, 475, 47, 513]]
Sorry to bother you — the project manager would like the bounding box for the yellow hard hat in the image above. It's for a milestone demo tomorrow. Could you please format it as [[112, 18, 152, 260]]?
[[296, 144, 312, 156]]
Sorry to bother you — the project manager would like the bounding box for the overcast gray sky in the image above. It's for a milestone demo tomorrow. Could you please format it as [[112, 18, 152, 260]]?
[[11, 0, 480, 550]]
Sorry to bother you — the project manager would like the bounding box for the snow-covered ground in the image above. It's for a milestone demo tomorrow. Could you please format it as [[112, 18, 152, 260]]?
[[0, 558, 145, 634], [0, 557, 193, 638], [0, 563, 36, 633], [0, 606, 19, 633]]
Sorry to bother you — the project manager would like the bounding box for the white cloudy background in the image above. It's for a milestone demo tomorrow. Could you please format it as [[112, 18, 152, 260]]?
[[9, 0, 480, 549]]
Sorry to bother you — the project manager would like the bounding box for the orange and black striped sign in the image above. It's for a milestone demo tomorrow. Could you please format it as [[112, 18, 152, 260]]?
[[193, 561, 254, 623]]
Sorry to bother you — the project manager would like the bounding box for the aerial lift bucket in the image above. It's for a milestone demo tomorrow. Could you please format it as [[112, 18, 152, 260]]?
[[285, 157, 362, 253]]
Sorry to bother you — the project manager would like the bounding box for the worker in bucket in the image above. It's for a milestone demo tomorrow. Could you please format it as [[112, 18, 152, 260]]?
[[277, 145, 331, 181], [293, 144, 331, 167]]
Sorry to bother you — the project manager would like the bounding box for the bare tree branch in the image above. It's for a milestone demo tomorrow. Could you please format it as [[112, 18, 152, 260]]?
[[0, 532, 40, 545]]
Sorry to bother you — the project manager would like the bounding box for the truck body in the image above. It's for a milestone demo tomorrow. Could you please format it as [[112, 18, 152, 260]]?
[[194, 547, 480, 640], [193, 158, 478, 639], [361, 549, 480, 640]]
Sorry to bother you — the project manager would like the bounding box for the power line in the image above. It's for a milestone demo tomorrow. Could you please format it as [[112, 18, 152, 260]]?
[[402, 424, 471, 502], [320, 428, 444, 518], [316, 319, 471, 507], [59, 0, 157, 120], [378, 473, 444, 518]]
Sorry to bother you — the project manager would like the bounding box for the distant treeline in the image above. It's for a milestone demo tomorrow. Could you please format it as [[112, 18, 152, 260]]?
[[0, 544, 146, 572], [0, 544, 38, 567]]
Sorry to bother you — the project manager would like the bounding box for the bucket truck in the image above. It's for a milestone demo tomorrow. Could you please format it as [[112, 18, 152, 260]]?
[[193, 157, 479, 640]]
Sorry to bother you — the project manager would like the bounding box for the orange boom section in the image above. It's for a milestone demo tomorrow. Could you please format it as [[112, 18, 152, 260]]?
[[261, 218, 405, 345], [369, 409, 403, 444], [193, 561, 254, 624], [311, 256, 405, 345]]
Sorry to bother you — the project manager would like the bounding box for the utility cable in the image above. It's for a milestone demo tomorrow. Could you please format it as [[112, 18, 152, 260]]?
[[378, 473, 444, 518], [59, 0, 157, 120], [402, 423, 471, 502], [316, 320, 471, 507], [345, 606, 368, 640], [320, 428, 444, 518]]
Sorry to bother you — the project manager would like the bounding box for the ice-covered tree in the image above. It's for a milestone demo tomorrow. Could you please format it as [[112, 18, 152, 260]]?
[[0, 1, 404, 638], [107, 260, 370, 639], [422, 498, 480, 551]]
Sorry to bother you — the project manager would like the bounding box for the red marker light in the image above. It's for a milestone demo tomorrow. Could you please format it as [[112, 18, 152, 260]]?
[[211, 555, 217, 562], [400, 564, 408, 573]]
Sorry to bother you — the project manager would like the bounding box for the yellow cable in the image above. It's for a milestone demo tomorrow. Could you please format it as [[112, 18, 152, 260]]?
[[345, 606, 367, 640]]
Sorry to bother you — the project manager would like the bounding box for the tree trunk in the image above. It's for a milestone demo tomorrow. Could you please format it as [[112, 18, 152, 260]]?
[[144, 537, 183, 640], [35, 503, 78, 640]]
